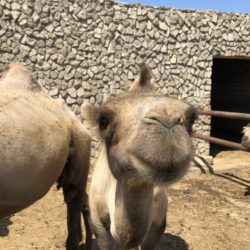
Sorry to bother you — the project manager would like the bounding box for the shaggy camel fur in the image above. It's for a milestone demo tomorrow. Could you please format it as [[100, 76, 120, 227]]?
[[241, 124, 250, 150], [0, 63, 91, 250], [83, 65, 197, 250]]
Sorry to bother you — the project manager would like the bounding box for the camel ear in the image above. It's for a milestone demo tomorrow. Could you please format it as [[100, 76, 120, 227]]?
[[129, 64, 153, 92], [81, 103, 99, 129]]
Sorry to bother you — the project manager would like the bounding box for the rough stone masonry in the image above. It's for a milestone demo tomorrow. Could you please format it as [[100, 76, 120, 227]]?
[[0, 0, 250, 161]]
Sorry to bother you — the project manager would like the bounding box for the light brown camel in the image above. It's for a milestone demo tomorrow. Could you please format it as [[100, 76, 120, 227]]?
[[0, 63, 92, 250], [83, 65, 197, 250], [241, 124, 250, 150]]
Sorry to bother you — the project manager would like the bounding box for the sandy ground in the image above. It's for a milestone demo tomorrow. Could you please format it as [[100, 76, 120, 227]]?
[[0, 151, 250, 250]]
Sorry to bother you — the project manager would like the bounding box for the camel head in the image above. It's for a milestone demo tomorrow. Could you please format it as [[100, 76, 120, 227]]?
[[0, 62, 42, 92], [84, 65, 197, 185]]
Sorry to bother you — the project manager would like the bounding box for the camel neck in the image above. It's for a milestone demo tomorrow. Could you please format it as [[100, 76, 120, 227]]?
[[112, 178, 154, 247]]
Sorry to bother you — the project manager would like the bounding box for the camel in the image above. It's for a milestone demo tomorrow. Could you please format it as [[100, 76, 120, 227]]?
[[241, 124, 250, 150], [83, 65, 197, 250], [0, 63, 91, 250]]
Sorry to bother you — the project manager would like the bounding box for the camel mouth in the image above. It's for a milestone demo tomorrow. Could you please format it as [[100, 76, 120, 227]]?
[[150, 165, 189, 183], [128, 153, 191, 184]]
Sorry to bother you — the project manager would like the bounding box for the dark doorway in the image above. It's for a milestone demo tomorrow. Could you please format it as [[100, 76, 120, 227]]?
[[210, 58, 250, 156]]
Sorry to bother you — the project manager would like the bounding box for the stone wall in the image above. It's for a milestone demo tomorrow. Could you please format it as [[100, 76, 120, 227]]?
[[1, 0, 250, 160]]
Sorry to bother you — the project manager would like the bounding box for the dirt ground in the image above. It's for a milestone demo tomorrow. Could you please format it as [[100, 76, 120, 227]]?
[[0, 151, 250, 250]]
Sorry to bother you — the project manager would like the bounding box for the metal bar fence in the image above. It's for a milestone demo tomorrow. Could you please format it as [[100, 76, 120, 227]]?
[[194, 109, 250, 151]]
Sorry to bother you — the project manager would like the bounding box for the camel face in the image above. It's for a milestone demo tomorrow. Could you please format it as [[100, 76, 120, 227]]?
[[85, 65, 197, 184]]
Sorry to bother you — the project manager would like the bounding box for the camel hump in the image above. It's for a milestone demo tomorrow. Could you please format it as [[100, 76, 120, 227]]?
[[0, 62, 42, 92]]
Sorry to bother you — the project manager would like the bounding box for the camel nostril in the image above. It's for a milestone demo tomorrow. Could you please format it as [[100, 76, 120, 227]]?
[[144, 116, 182, 129], [150, 117, 160, 122], [144, 117, 162, 125]]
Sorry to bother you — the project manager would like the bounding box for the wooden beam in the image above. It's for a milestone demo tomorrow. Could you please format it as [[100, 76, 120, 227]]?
[[193, 133, 246, 151], [198, 110, 250, 121]]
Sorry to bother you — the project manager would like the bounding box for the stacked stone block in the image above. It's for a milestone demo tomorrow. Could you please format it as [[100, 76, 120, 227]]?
[[1, 0, 250, 162]]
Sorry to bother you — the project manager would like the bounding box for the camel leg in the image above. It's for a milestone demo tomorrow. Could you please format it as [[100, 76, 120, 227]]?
[[62, 183, 83, 250], [90, 212, 118, 250], [141, 218, 166, 250], [59, 123, 91, 249], [95, 230, 118, 250], [58, 156, 91, 249], [82, 192, 92, 250]]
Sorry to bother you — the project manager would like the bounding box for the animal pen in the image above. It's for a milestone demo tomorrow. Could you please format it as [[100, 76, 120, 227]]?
[[195, 109, 250, 151], [0, 1, 250, 250], [1, 0, 250, 159]]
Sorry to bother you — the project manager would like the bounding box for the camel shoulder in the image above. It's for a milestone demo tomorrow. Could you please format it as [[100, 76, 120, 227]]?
[[54, 98, 90, 138]]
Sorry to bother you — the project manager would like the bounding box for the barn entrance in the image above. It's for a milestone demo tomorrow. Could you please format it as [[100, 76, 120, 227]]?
[[210, 58, 250, 156]]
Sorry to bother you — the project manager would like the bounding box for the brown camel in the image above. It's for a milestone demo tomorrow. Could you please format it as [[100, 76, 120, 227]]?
[[83, 65, 197, 250], [0, 63, 92, 250]]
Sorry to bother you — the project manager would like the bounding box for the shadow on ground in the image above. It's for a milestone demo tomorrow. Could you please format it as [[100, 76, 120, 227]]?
[[0, 217, 13, 237], [193, 154, 250, 196], [156, 233, 188, 250], [90, 233, 188, 250]]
